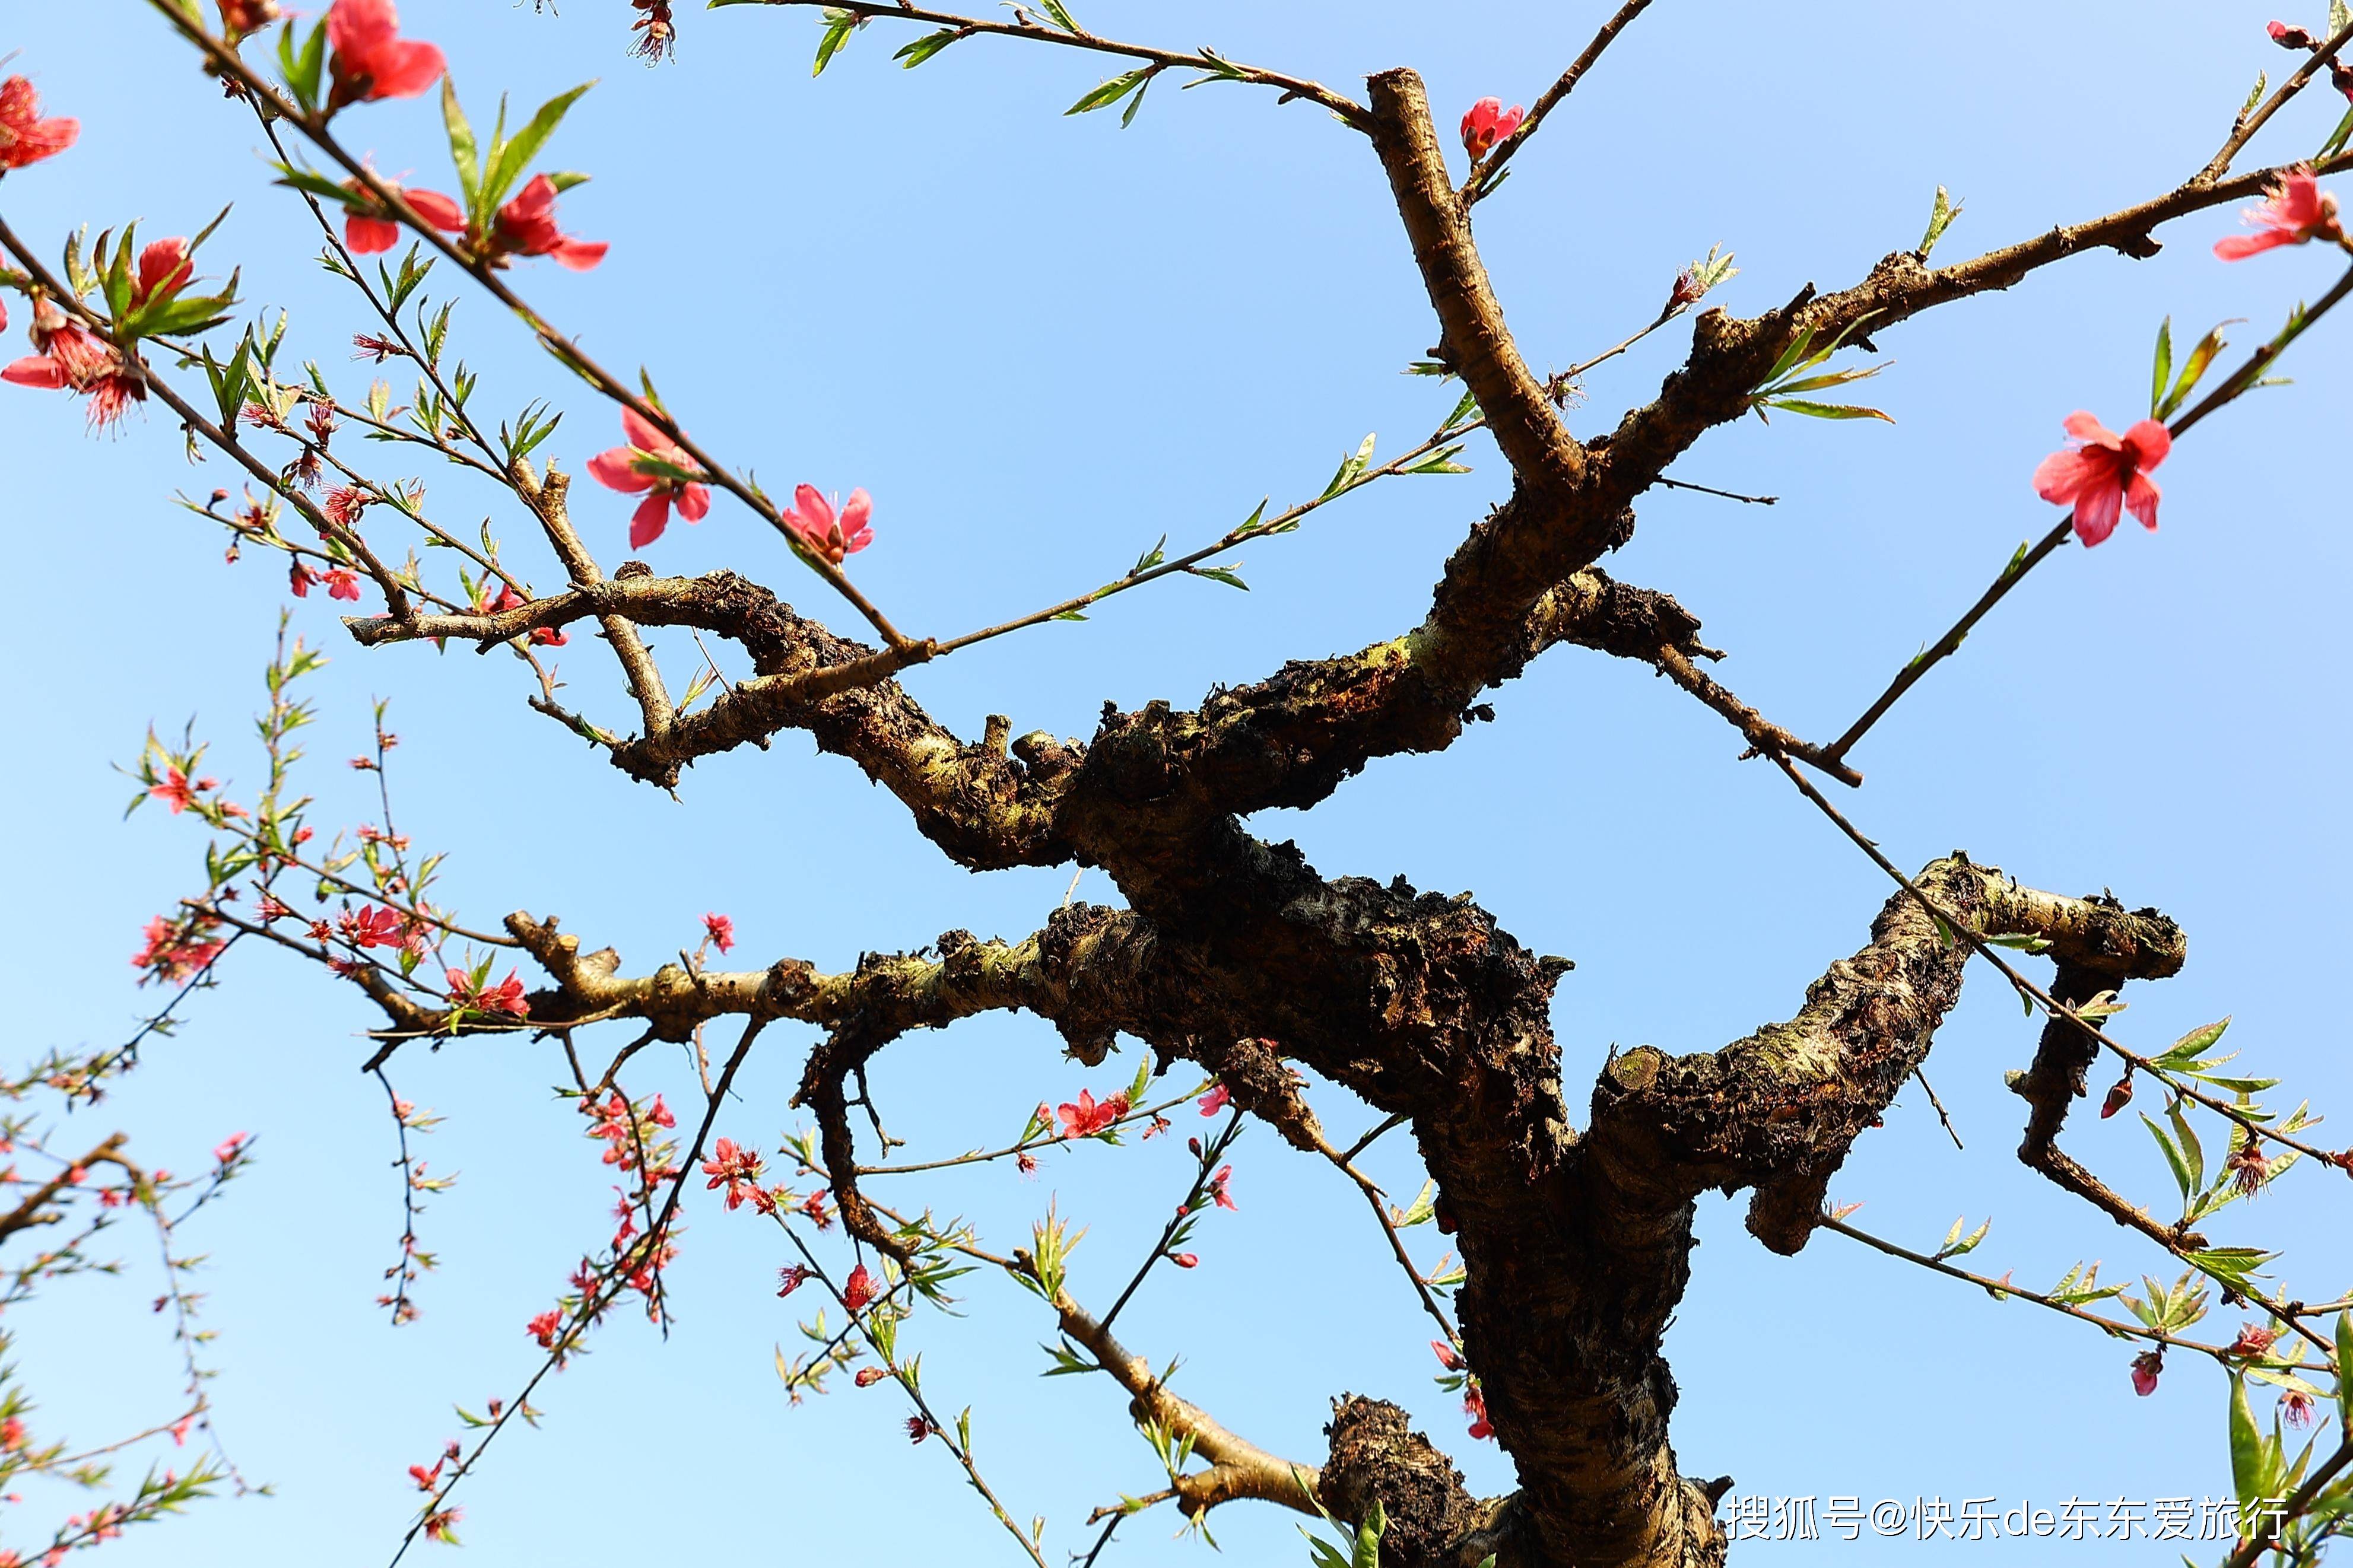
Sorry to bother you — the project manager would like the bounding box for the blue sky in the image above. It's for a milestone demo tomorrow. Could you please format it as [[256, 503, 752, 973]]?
[[3, 1, 2350, 1562]]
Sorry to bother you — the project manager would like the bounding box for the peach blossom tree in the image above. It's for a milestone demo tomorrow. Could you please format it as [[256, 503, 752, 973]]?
[[5, 3, 2353, 1566]]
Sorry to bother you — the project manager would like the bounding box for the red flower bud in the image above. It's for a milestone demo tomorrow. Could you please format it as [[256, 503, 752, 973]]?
[[2099, 1075, 2133, 1118]]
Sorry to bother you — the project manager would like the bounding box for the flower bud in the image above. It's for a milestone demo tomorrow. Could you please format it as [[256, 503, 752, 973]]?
[[2267, 19, 2316, 47]]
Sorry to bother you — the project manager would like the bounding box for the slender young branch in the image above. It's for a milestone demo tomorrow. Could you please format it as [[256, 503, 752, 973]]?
[[143, 0, 910, 648], [2197, 18, 2353, 183], [738, 1, 1370, 128], [1827, 255, 2353, 764], [1465, 0, 1658, 203]]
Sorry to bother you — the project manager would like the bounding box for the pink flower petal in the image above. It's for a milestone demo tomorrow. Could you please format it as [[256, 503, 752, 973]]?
[[2122, 471, 2163, 532], [404, 188, 466, 230], [620, 406, 669, 454], [327, 0, 396, 59], [2060, 410, 2120, 449], [2120, 419, 2172, 472], [136, 238, 192, 303], [676, 482, 712, 522], [551, 238, 608, 272], [345, 213, 400, 254], [2031, 449, 2100, 504], [2, 355, 66, 389], [793, 484, 836, 537], [367, 37, 447, 98], [2214, 229, 2295, 261], [2073, 481, 2125, 547], [586, 446, 656, 494], [629, 491, 672, 549]]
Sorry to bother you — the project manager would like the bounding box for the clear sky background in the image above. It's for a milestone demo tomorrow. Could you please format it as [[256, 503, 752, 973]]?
[[4, 1, 2350, 1563]]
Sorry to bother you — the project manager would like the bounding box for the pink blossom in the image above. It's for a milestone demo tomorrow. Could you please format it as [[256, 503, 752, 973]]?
[[2228, 1140, 2273, 1196], [1431, 1339, 1463, 1372], [0, 76, 79, 170], [1463, 1386, 1493, 1440], [2214, 167, 2343, 260], [783, 484, 874, 566], [906, 1416, 933, 1443], [587, 407, 712, 548], [2031, 412, 2170, 547], [325, 0, 447, 109], [2226, 1322, 2280, 1358], [213, 1132, 250, 1165], [446, 966, 529, 1018], [342, 180, 465, 255], [1208, 1163, 1237, 1211], [700, 1137, 769, 1211], [1055, 1088, 1128, 1140], [776, 1265, 811, 1297], [703, 913, 736, 953], [1459, 97, 1524, 158], [5, 294, 141, 428], [526, 1309, 563, 1348], [323, 567, 363, 602], [150, 767, 206, 813], [2130, 1348, 2164, 1396], [2284, 1389, 2316, 1426], [290, 562, 320, 597], [853, 1367, 888, 1388], [1170, 1252, 1199, 1268], [1198, 1082, 1231, 1117], [488, 174, 607, 271], [843, 1262, 877, 1313], [132, 916, 226, 983]]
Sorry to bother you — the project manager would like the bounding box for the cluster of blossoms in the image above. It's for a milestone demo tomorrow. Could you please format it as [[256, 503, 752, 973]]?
[[444, 965, 528, 1019], [698, 1137, 776, 1214], [4, 238, 199, 429], [131, 912, 227, 985], [340, 173, 606, 272]]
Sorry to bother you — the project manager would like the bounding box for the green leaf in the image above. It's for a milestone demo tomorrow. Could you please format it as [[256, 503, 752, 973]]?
[[2318, 101, 2353, 162], [1232, 498, 1270, 536], [894, 28, 961, 68], [1443, 386, 1481, 430], [2154, 1016, 2232, 1067], [1040, 0, 1081, 30], [1066, 68, 1152, 116], [1352, 1497, 1386, 1568], [1190, 565, 1248, 591], [2336, 1311, 2352, 1429], [274, 163, 360, 206], [813, 8, 861, 74], [442, 78, 481, 218], [2167, 1099, 2205, 1197], [1917, 185, 1963, 258], [1323, 432, 1377, 498], [2241, 72, 2269, 120], [2229, 1375, 2263, 1513], [2149, 316, 2173, 421], [278, 18, 329, 113], [1120, 71, 1152, 129], [1760, 397, 1895, 423], [482, 82, 595, 217], [2142, 1112, 2192, 1201], [2158, 321, 2237, 421], [1128, 534, 1167, 578]]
